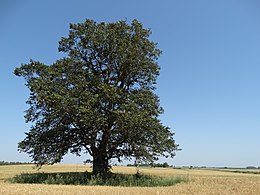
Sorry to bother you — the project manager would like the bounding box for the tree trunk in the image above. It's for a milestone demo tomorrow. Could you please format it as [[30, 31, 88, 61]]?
[[92, 127, 111, 175], [92, 152, 109, 175]]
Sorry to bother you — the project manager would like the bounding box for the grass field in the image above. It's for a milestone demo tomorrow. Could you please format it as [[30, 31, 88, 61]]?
[[1, 164, 260, 194]]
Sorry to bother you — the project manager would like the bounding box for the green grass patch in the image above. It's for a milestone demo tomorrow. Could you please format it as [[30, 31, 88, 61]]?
[[9, 171, 188, 187]]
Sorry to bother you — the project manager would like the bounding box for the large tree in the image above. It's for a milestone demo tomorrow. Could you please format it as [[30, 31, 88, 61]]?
[[15, 19, 179, 175]]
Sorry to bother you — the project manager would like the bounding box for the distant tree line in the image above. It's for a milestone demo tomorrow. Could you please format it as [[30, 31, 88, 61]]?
[[0, 161, 31, 166], [127, 162, 170, 168]]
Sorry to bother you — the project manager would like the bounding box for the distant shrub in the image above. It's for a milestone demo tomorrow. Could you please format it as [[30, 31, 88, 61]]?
[[0, 161, 31, 166], [246, 166, 257, 169], [127, 162, 171, 168]]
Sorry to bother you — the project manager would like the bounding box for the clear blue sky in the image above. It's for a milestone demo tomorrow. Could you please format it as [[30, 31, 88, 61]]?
[[1, 0, 260, 167]]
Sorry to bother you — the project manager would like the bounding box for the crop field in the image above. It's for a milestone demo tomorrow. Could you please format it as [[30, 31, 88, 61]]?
[[1, 164, 260, 195]]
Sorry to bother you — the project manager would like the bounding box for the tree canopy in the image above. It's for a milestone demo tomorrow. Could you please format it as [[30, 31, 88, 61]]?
[[14, 19, 179, 174]]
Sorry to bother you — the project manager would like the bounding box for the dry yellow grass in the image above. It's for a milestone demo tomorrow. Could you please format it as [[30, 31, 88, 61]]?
[[1, 164, 260, 195]]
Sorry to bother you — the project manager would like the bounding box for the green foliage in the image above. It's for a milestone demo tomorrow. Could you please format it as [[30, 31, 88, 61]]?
[[127, 162, 170, 168], [9, 172, 187, 187], [14, 19, 179, 175], [0, 161, 31, 166]]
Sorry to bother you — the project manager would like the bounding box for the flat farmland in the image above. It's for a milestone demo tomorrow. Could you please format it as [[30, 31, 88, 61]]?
[[1, 164, 260, 195]]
